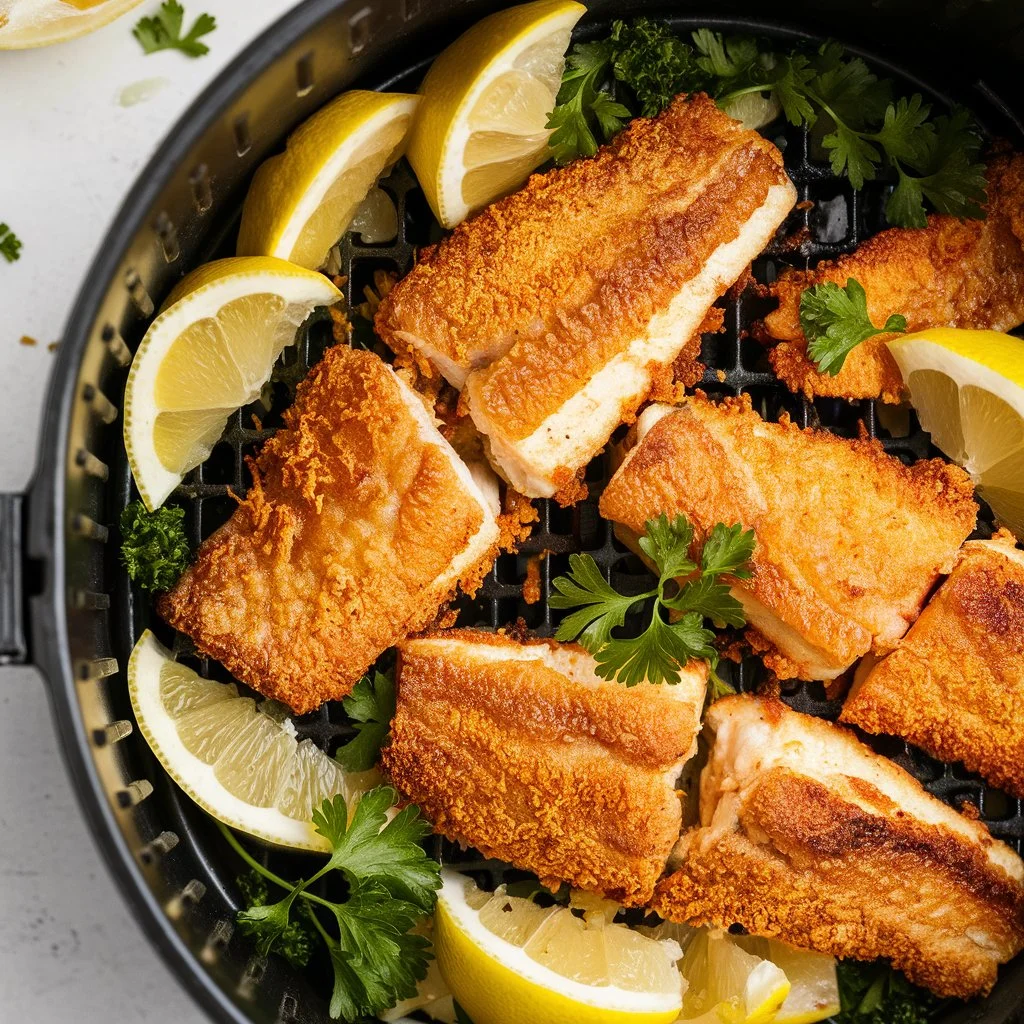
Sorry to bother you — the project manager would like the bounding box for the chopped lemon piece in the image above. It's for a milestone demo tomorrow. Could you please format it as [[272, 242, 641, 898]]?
[[128, 630, 379, 850], [237, 90, 419, 270], [406, 0, 585, 228], [433, 871, 683, 1024], [123, 256, 340, 510], [888, 328, 1024, 538]]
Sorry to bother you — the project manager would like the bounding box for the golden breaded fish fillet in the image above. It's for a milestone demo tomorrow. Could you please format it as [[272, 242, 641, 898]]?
[[758, 153, 1024, 402], [842, 530, 1024, 798], [376, 95, 796, 499], [598, 395, 977, 680], [652, 694, 1024, 999], [158, 346, 499, 714], [381, 629, 707, 905]]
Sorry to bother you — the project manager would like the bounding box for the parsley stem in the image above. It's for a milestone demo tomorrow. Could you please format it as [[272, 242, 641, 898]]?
[[216, 821, 340, 913], [718, 82, 774, 104]]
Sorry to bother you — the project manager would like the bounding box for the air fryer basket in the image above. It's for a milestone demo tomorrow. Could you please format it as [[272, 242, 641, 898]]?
[[6, 0, 1024, 1021]]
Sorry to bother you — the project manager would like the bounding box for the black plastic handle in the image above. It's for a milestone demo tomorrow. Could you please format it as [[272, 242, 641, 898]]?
[[0, 493, 27, 665]]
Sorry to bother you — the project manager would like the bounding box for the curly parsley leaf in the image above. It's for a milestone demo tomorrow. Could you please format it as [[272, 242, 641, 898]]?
[[552, 513, 755, 687], [227, 786, 439, 1021], [236, 870, 315, 968], [120, 500, 190, 592], [133, 0, 216, 58], [335, 671, 395, 772], [610, 18, 704, 118], [0, 223, 23, 263], [836, 960, 944, 1023], [800, 278, 908, 375]]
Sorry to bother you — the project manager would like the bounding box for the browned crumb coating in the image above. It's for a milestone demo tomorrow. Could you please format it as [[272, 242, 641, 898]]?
[[843, 530, 1024, 798]]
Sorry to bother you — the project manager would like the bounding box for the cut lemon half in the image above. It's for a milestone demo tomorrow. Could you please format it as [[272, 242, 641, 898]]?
[[888, 328, 1024, 537], [406, 0, 585, 228], [236, 90, 419, 270], [434, 871, 684, 1024], [123, 256, 341, 511], [128, 629, 379, 851], [0, 0, 143, 48]]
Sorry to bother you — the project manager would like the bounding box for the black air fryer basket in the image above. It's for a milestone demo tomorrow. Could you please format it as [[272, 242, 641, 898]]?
[[4, 1, 1024, 1021]]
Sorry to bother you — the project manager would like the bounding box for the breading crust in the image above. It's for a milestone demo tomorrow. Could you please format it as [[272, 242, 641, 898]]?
[[653, 695, 1024, 999], [382, 629, 707, 905], [158, 347, 498, 714], [842, 531, 1024, 798], [599, 393, 977, 679], [757, 154, 1024, 402]]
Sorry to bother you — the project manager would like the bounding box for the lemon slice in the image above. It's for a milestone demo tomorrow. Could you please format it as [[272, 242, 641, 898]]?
[[236, 90, 419, 270], [888, 328, 1024, 537], [434, 871, 683, 1024], [129, 630, 379, 850], [123, 256, 341, 511], [406, 0, 585, 229], [734, 938, 840, 1024], [0, 0, 143, 48], [722, 92, 782, 131]]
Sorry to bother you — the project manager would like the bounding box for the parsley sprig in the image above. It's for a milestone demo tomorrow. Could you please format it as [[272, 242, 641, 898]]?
[[133, 0, 216, 58], [836, 960, 944, 1023], [223, 786, 440, 1021], [120, 500, 191, 592], [546, 20, 987, 227], [550, 513, 754, 688], [335, 670, 395, 772], [800, 277, 907, 375], [0, 223, 22, 263]]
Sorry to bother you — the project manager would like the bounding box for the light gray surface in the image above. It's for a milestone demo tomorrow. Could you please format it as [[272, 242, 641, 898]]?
[[0, 1, 293, 1018]]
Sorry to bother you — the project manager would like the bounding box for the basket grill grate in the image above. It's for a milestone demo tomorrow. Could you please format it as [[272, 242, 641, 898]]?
[[124, 24, 1024, 1020]]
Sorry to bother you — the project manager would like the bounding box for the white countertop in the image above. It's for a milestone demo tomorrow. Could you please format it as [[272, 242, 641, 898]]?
[[0, 3, 295, 1018]]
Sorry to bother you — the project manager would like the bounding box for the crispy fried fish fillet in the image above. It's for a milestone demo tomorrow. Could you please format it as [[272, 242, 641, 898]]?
[[158, 347, 499, 714], [381, 630, 707, 905], [598, 395, 977, 680], [376, 95, 796, 498], [652, 694, 1024, 999], [842, 530, 1024, 798], [758, 154, 1024, 402]]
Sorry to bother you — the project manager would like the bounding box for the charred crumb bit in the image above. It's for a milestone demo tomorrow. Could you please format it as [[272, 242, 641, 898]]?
[[646, 361, 687, 405], [357, 269, 399, 323], [755, 675, 782, 699], [795, 199, 815, 212], [824, 674, 852, 702], [717, 636, 748, 664], [726, 267, 755, 301], [716, 369, 727, 383], [497, 488, 539, 552], [522, 552, 548, 605], [329, 304, 352, 346], [251, 413, 263, 431], [857, 419, 871, 441], [19, 335, 37, 347], [506, 616, 533, 643], [48, 341, 59, 352], [435, 606, 460, 630], [959, 799, 982, 821], [774, 225, 812, 253]]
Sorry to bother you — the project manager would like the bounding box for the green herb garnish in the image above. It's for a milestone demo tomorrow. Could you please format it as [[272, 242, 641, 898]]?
[[335, 670, 395, 772], [226, 786, 440, 1021], [120, 500, 191, 592], [133, 0, 216, 57], [836, 960, 944, 1023], [0, 223, 22, 263], [235, 869, 316, 968], [546, 20, 987, 228], [800, 277, 908, 375], [550, 513, 754, 687]]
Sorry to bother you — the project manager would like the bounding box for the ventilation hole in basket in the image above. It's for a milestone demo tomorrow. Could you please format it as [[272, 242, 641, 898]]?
[[93, 719, 132, 747], [347, 6, 372, 55], [154, 211, 180, 263], [401, 0, 420, 20], [233, 113, 252, 157], [100, 323, 132, 366], [71, 513, 109, 543], [77, 657, 118, 681], [295, 52, 315, 96], [202, 919, 234, 965], [237, 956, 268, 999], [138, 831, 179, 866], [72, 589, 111, 611], [125, 268, 155, 317], [166, 879, 207, 920], [81, 383, 118, 425], [75, 447, 110, 481], [189, 164, 213, 214], [116, 779, 154, 808]]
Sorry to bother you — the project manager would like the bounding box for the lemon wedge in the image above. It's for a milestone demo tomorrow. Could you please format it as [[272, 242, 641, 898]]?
[[0, 0, 143, 48], [888, 328, 1024, 537], [735, 938, 840, 1024], [129, 630, 379, 850], [123, 256, 341, 510], [433, 871, 684, 1024], [406, 0, 585, 229], [236, 90, 419, 270]]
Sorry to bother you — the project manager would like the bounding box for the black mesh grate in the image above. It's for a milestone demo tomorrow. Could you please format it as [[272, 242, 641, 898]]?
[[131, 23, 1024, 1019]]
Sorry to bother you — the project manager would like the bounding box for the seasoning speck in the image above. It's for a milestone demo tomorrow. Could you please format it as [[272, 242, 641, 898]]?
[[117, 77, 168, 108], [19, 335, 37, 347]]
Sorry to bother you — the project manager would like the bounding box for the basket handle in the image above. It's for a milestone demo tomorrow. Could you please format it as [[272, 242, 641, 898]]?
[[0, 493, 28, 665]]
